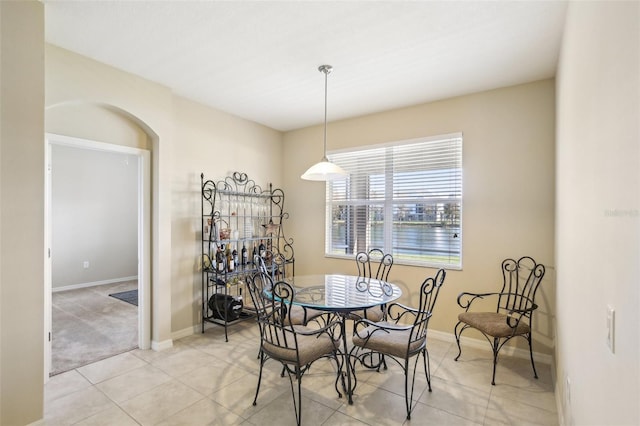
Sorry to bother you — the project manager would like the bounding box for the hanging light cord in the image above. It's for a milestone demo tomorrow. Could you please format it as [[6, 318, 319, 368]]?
[[320, 65, 332, 161]]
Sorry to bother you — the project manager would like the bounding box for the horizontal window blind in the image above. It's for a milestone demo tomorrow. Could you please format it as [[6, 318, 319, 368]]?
[[326, 133, 462, 268]]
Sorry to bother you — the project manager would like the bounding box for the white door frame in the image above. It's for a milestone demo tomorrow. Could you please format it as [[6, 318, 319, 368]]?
[[44, 133, 151, 380], [44, 142, 52, 381]]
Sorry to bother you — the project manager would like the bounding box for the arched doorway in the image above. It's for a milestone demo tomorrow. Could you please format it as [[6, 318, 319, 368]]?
[[44, 103, 153, 378]]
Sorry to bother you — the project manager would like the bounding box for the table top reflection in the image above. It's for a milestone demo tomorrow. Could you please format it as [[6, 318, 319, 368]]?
[[283, 274, 402, 312]]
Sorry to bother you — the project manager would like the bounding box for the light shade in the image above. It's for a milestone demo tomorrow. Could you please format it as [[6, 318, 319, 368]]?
[[301, 157, 348, 181]]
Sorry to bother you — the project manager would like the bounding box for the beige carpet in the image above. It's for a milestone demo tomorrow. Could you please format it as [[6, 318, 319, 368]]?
[[51, 280, 138, 376]]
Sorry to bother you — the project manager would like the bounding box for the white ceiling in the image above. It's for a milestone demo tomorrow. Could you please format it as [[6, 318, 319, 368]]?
[[43, 1, 568, 132]]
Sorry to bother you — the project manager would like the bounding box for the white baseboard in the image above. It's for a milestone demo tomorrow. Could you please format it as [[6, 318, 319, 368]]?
[[429, 329, 554, 365], [52, 276, 138, 292], [151, 339, 173, 351], [172, 324, 199, 341]]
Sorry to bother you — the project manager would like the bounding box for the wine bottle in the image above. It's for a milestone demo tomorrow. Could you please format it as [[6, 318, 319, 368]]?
[[258, 240, 266, 258], [241, 242, 248, 265], [251, 243, 258, 265], [232, 245, 238, 268], [226, 244, 234, 272], [210, 246, 216, 270], [216, 245, 225, 272]]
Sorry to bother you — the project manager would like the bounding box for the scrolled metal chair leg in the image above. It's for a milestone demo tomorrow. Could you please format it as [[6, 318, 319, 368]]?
[[527, 333, 539, 379], [423, 348, 432, 392], [404, 359, 411, 420], [253, 351, 265, 406], [404, 355, 421, 420], [332, 351, 343, 399], [286, 366, 303, 426], [453, 321, 466, 361], [491, 338, 500, 386]]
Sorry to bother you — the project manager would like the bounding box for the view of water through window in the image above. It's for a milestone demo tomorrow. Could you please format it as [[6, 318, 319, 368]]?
[[327, 133, 462, 268]]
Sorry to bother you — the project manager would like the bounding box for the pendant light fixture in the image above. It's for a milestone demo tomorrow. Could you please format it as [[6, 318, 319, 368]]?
[[301, 65, 348, 181]]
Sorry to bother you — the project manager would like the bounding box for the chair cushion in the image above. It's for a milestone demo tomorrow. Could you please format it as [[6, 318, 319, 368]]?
[[458, 312, 530, 338], [347, 306, 384, 322], [352, 322, 425, 358], [286, 306, 326, 325], [262, 326, 337, 366]]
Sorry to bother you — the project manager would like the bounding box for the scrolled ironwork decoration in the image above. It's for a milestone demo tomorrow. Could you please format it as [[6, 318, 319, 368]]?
[[271, 188, 285, 214], [201, 179, 215, 202], [217, 171, 263, 196], [355, 277, 369, 293], [232, 171, 248, 184], [380, 281, 393, 296], [279, 240, 295, 263], [355, 277, 394, 297]]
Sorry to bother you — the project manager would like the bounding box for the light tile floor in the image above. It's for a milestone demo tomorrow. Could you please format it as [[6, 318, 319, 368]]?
[[38, 320, 559, 425]]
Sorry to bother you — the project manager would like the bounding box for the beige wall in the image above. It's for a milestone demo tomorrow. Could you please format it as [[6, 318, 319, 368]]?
[[0, 2, 45, 424], [170, 96, 283, 334], [555, 1, 639, 425], [46, 103, 150, 150], [283, 79, 556, 355], [46, 44, 175, 347]]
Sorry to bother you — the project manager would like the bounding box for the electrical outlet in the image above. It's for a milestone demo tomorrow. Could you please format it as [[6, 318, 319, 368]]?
[[83, 261, 90, 269], [606, 305, 615, 353]]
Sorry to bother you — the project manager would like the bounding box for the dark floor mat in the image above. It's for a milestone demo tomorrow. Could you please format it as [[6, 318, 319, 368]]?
[[108, 289, 138, 306]]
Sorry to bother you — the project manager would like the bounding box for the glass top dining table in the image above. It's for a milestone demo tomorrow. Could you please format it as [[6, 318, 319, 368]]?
[[282, 274, 402, 312]]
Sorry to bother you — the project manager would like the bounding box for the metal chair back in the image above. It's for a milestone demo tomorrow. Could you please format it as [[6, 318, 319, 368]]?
[[497, 256, 546, 326], [356, 248, 393, 281]]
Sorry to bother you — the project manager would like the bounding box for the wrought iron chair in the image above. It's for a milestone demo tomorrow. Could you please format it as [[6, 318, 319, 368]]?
[[350, 268, 446, 420], [349, 248, 394, 322], [246, 273, 342, 426], [454, 256, 546, 385], [255, 252, 325, 325]]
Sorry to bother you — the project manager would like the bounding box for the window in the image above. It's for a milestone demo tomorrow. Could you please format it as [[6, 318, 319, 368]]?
[[326, 133, 462, 269]]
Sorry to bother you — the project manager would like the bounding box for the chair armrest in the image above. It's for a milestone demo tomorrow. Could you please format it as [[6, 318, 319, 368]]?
[[351, 317, 379, 330], [387, 301, 418, 314], [503, 297, 538, 328], [352, 318, 413, 339], [508, 304, 538, 315], [295, 318, 343, 340], [456, 291, 500, 311], [386, 302, 420, 324]]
